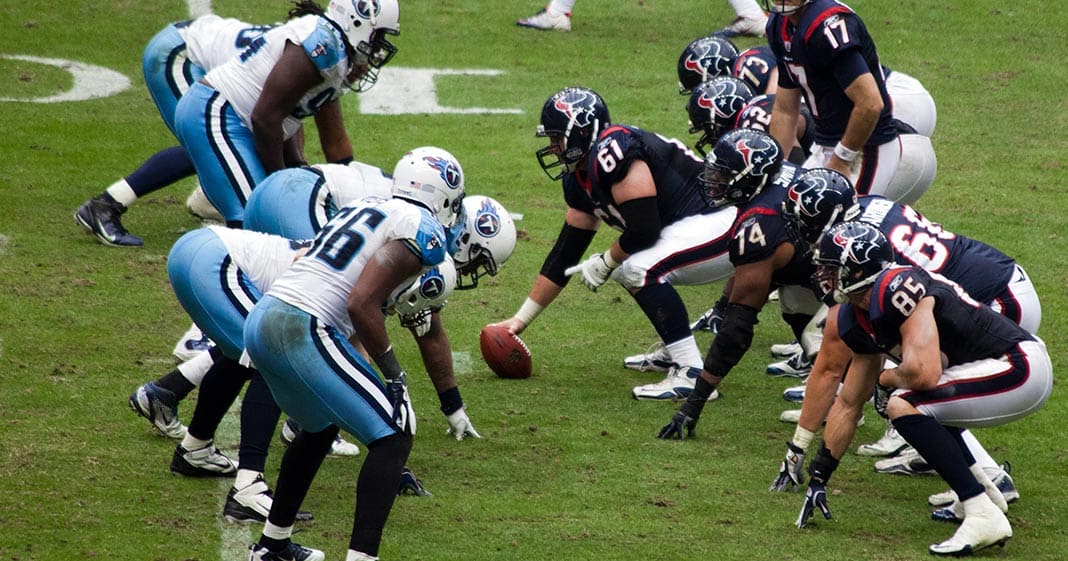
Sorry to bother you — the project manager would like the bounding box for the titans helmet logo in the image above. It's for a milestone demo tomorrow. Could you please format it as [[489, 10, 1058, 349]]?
[[554, 91, 599, 128], [419, 270, 446, 299], [354, 0, 380, 19], [475, 200, 501, 238], [423, 156, 462, 189]]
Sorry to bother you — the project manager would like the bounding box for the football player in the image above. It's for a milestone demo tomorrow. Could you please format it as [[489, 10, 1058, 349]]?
[[657, 129, 827, 439], [763, 0, 901, 196], [490, 87, 738, 401], [790, 222, 1051, 556], [242, 146, 463, 561], [771, 169, 1039, 518], [174, 0, 399, 228]]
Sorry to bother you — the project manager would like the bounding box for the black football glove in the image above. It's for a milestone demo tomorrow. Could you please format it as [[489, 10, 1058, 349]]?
[[796, 481, 832, 528], [657, 411, 698, 440]]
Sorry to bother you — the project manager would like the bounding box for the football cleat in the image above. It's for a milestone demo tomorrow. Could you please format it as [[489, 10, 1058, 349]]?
[[766, 350, 812, 378], [779, 408, 864, 427], [516, 7, 571, 31], [873, 446, 935, 476], [782, 383, 806, 403], [186, 184, 225, 222], [929, 463, 1019, 510], [856, 425, 910, 457], [398, 465, 432, 496], [622, 342, 679, 373], [74, 195, 143, 247], [631, 366, 720, 401], [170, 441, 237, 477], [173, 323, 213, 363], [279, 419, 361, 457], [129, 381, 187, 439], [928, 494, 1012, 556], [689, 305, 723, 333], [715, 14, 767, 38], [248, 542, 324, 561], [770, 340, 801, 359], [223, 475, 314, 524]]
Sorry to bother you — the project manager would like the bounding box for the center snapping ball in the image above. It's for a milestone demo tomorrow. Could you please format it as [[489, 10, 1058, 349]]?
[[479, 324, 532, 379]]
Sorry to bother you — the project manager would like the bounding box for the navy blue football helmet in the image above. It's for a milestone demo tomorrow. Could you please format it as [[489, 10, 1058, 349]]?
[[699, 128, 783, 207], [782, 168, 858, 247], [687, 76, 755, 156], [814, 221, 893, 303], [677, 35, 740, 94], [535, 87, 611, 180]]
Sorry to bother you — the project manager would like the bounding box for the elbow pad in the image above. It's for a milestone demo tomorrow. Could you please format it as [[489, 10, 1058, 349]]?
[[540, 222, 596, 286], [617, 197, 662, 254], [703, 302, 760, 377]]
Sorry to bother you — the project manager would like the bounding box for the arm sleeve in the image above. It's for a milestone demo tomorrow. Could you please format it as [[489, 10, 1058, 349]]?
[[540, 222, 597, 286], [617, 196, 663, 254], [702, 302, 761, 377]]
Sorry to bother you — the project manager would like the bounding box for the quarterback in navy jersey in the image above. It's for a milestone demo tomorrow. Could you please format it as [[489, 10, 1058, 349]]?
[[790, 222, 1051, 556], [659, 130, 826, 439], [491, 87, 737, 402], [763, 0, 900, 196]]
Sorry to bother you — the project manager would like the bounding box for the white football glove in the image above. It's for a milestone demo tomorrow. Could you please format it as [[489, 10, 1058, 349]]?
[[445, 408, 482, 441], [564, 252, 618, 291]]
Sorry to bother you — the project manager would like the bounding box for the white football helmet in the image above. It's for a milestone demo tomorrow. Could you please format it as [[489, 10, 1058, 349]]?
[[392, 256, 457, 337], [453, 195, 516, 289], [392, 146, 466, 229], [326, 0, 400, 91]]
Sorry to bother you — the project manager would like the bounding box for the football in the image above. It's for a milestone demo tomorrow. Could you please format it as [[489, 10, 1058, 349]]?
[[479, 324, 532, 379]]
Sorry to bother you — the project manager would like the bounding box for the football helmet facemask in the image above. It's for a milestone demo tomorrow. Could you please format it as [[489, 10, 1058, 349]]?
[[452, 195, 516, 289], [700, 128, 783, 208], [677, 35, 740, 94], [392, 256, 457, 336], [687, 76, 756, 156], [782, 168, 858, 247], [326, 0, 400, 92], [535, 87, 611, 181], [760, 0, 814, 15], [392, 146, 465, 229], [813, 222, 893, 303]]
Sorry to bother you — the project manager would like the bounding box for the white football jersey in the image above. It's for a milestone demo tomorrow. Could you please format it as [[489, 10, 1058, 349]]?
[[316, 162, 394, 207], [207, 225, 303, 291], [179, 15, 275, 72], [204, 14, 351, 140], [268, 198, 448, 337]]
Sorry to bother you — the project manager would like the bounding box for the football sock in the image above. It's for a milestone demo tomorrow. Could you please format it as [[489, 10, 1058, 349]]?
[[181, 433, 211, 451], [268, 425, 337, 528], [176, 350, 214, 388], [237, 372, 282, 473], [665, 336, 703, 370], [350, 432, 413, 556], [548, 0, 575, 15], [632, 284, 694, 354], [235, 468, 261, 490], [347, 551, 379, 561], [103, 180, 137, 207], [124, 145, 196, 198], [186, 353, 252, 441], [961, 429, 1001, 472], [892, 414, 984, 501], [155, 369, 197, 401]]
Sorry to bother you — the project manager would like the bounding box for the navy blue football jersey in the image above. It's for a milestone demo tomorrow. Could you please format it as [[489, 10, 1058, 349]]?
[[563, 125, 708, 231], [735, 94, 816, 160], [838, 267, 1032, 366], [766, 0, 896, 147], [853, 197, 1016, 304], [733, 45, 777, 94], [728, 161, 814, 288]]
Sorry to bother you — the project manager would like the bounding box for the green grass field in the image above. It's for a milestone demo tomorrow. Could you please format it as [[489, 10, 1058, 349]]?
[[1, 1, 1066, 559]]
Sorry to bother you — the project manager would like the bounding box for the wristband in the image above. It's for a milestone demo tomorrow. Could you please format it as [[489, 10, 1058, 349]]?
[[373, 346, 403, 380], [602, 250, 621, 268], [514, 297, 544, 326], [330, 156, 354, 165], [438, 386, 463, 415], [792, 425, 816, 450], [833, 142, 859, 163]]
